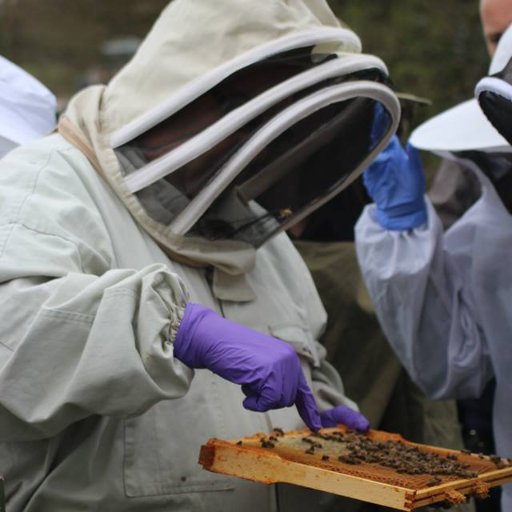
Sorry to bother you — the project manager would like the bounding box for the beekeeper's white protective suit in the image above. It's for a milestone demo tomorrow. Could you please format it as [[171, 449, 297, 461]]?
[[355, 32, 512, 507], [356, 162, 512, 510], [0, 1, 399, 510], [0, 55, 56, 157]]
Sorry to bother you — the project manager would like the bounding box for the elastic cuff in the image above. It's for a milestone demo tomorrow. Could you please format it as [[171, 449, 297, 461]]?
[[172, 302, 198, 362], [376, 206, 428, 231]]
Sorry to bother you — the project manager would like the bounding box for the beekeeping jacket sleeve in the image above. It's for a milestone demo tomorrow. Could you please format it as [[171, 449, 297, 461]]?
[[0, 141, 193, 440], [354, 177, 496, 401]]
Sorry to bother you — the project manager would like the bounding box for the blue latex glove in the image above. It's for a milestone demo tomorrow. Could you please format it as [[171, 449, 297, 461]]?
[[363, 134, 427, 230], [320, 405, 370, 432], [174, 303, 322, 431]]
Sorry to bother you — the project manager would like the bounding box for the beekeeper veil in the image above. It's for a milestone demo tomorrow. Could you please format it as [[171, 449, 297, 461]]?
[[60, 0, 399, 274]]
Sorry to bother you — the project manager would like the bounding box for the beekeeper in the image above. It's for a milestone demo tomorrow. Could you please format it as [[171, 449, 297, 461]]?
[[0, 1, 400, 511], [355, 25, 512, 512], [0, 55, 56, 157]]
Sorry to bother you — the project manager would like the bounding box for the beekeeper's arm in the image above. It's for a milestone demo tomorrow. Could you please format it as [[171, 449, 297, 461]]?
[[354, 136, 493, 400], [0, 262, 194, 440], [0, 147, 322, 439], [0, 153, 193, 439]]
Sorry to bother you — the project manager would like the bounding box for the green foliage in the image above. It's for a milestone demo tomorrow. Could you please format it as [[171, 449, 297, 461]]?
[[0, 0, 488, 131], [330, 0, 488, 128], [0, 0, 168, 97]]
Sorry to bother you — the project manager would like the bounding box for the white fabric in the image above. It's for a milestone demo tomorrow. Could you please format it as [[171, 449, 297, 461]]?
[[355, 160, 512, 511], [109, 28, 363, 148], [488, 23, 512, 75], [475, 75, 512, 103], [0, 56, 56, 155], [101, 0, 351, 136], [0, 134, 355, 511]]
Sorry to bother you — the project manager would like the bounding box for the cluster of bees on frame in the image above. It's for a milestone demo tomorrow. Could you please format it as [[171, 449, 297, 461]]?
[[240, 428, 512, 487]]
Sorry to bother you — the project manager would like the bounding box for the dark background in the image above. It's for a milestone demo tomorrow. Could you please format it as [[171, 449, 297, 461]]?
[[0, 0, 488, 130]]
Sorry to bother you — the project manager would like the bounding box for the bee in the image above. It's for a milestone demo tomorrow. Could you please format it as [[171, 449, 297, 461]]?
[[279, 208, 293, 219]]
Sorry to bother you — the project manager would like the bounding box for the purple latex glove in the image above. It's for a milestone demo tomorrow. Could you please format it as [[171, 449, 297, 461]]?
[[174, 303, 322, 431], [320, 405, 370, 432]]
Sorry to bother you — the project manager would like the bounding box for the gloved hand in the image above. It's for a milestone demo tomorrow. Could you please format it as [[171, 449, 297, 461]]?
[[174, 303, 322, 431], [363, 134, 427, 231], [320, 405, 370, 432]]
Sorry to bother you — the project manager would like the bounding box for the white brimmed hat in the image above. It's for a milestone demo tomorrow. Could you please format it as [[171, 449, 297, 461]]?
[[0, 56, 57, 156], [410, 28, 512, 154]]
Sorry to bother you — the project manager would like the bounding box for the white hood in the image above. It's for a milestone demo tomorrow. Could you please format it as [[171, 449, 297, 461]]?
[[60, 0, 399, 275]]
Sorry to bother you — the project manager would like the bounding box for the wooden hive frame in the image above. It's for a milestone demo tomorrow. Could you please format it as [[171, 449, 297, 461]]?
[[199, 427, 512, 511]]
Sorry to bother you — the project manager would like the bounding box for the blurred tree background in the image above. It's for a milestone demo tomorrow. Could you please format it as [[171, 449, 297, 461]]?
[[0, 0, 488, 131], [0, 0, 169, 106], [332, 0, 488, 128]]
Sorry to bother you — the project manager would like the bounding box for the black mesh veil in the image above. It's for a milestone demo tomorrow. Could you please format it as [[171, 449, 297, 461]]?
[[113, 47, 397, 247]]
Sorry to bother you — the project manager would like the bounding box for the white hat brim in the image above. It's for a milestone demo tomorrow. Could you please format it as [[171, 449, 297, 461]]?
[[409, 97, 511, 153]]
